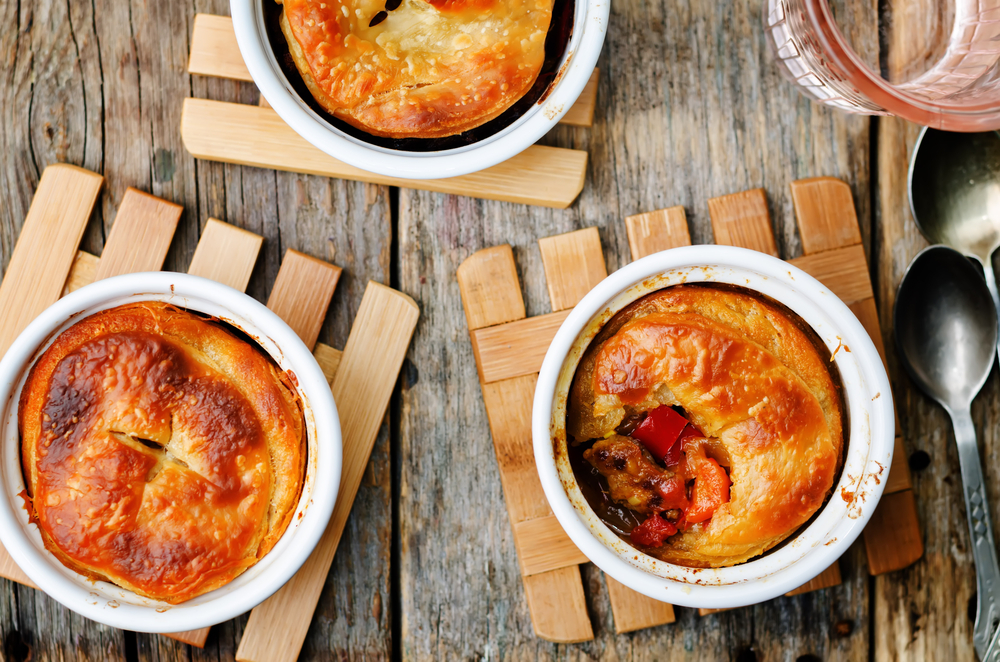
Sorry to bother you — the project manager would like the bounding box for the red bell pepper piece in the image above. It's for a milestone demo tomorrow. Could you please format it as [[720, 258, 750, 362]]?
[[631, 406, 688, 462], [630, 513, 678, 548], [684, 457, 731, 524], [665, 425, 701, 467]]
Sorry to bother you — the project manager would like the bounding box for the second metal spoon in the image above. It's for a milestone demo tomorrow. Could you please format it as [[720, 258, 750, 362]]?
[[895, 245, 1000, 660]]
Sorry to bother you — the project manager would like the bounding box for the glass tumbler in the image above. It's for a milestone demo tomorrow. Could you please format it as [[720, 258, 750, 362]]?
[[765, 0, 1000, 131]]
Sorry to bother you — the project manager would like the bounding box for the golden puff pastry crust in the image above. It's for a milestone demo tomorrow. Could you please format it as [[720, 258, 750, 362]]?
[[568, 285, 844, 568], [278, 0, 554, 138], [19, 303, 305, 603]]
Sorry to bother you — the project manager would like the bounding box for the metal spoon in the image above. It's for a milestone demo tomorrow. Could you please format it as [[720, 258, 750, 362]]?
[[908, 127, 1000, 362], [895, 245, 1000, 660]]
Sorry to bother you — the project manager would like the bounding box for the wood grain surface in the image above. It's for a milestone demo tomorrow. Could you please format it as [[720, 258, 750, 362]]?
[[0, 0, 978, 659]]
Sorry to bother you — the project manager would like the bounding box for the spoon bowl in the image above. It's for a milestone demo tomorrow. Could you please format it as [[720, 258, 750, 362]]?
[[894, 245, 998, 411], [909, 129, 1000, 266]]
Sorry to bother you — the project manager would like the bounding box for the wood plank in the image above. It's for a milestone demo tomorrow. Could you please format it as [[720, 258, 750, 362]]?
[[456, 245, 526, 332], [266, 249, 342, 351], [181, 98, 588, 209], [237, 282, 418, 662], [789, 176, 863, 255], [522, 566, 593, 643], [0, 164, 102, 356], [538, 227, 607, 311], [707, 189, 778, 256], [604, 576, 676, 633], [188, 14, 252, 82], [559, 69, 600, 127], [93, 187, 182, 280], [188, 14, 599, 128], [785, 562, 843, 597], [864, 489, 924, 575], [873, 8, 965, 652], [470, 310, 570, 384], [787, 244, 874, 305], [512, 515, 589, 576], [186, 218, 263, 292], [625, 206, 691, 259]]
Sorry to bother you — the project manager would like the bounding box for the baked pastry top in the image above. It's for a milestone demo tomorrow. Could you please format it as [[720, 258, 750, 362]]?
[[277, 0, 555, 138], [567, 284, 843, 568], [19, 303, 305, 603]]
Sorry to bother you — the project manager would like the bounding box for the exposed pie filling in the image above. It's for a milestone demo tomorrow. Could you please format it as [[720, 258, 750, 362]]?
[[276, 0, 555, 138], [567, 284, 844, 568], [19, 303, 305, 603]]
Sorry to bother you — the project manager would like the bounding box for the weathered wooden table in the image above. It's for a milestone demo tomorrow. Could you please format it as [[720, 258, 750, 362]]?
[[0, 0, 986, 659]]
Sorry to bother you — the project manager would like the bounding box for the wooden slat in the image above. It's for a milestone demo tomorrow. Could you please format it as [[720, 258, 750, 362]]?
[[188, 14, 599, 129], [538, 228, 607, 311], [848, 298, 910, 494], [237, 282, 418, 662], [481, 375, 555, 524], [536, 227, 675, 634], [707, 189, 778, 256], [94, 188, 182, 280], [559, 69, 600, 127], [188, 14, 253, 81], [625, 206, 691, 259], [785, 562, 843, 596], [789, 176, 863, 255], [864, 489, 924, 575], [790, 176, 920, 574], [181, 98, 588, 209], [186, 219, 263, 292], [313, 343, 342, 384], [523, 566, 593, 643], [706, 188, 841, 598], [0, 164, 102, 356], [266, 250, 342, 351], [0, 165, 103, 589], [457, 247, 593, 641], [471, 310, 570, 384], [157, 220, 268, 649], [63, 251, 100, 295], [604, 576, 675, 633], [513, 515, 589, 576], [787, 244, 874, 305], [457, 245, 526, 331]]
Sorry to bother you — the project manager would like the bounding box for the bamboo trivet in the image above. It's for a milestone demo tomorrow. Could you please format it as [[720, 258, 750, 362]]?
[[183, 13, 596, 209], [0, 165, 420, 657], [457, 176, 922, 636]]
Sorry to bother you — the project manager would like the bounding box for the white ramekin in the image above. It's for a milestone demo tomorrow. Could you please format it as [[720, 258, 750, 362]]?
[[533, 245, 895, 609], [0, 272, 342, 632], [230, 0, 609, 179]]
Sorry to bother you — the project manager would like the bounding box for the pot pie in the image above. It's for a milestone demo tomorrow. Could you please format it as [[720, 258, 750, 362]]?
[[567, 284, 844, 568], [19, 303, 305, 603], [276, 0, 556, 138]]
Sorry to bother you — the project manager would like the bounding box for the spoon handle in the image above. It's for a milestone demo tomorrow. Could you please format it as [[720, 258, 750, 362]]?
[[953, 408, 1000, 660], [982, 260, 1000, 366]]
